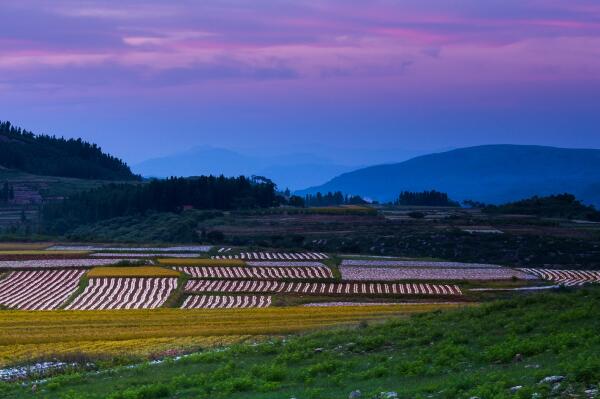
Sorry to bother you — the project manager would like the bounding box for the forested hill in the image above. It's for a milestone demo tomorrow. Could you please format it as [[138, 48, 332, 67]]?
[[0, 121, 139, 181], [298, 145, 600, 206]]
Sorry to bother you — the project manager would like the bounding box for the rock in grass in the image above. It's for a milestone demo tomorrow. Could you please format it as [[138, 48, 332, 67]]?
[[348, 390, 361, 399], [513, 353, 523, 362], [539, 376, 565, 384], [509, 385, 523, 393], [379, 392, 398, 399], [584, 388, 598, 397]]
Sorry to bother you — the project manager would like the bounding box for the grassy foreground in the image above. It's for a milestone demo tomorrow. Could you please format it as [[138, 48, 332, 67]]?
[[0, 304, 453, 367], [3, 288, 600, 398]]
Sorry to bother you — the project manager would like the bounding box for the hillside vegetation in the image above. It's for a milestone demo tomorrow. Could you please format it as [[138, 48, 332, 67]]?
[[0, 121, 139, 181], [483, 193, 600, 221], [42, 177, 281, 234], [3, 288, 599, 398]]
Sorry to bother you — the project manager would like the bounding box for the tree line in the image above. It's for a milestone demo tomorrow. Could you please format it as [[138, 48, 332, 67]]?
[[42, 176, 282, 234], [395, 190, 460, 207], [302, 191, 367, 207], [483, 193, 600, 221], [0, 121, 140, 181]]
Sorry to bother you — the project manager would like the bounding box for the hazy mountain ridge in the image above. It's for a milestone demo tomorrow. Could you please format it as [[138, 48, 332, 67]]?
[[133, 146, 359, 190], [297, 145, 600, 206]]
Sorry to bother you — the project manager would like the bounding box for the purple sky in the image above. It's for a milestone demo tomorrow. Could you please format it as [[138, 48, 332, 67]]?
[[1, 0, 599, 165]]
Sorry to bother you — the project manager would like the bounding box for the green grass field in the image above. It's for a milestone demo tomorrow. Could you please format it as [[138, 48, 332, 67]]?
[[3, 287, 599, 399]]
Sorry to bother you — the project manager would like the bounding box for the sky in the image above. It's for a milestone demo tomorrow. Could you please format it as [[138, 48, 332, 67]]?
[[1, 0, 600, 165]]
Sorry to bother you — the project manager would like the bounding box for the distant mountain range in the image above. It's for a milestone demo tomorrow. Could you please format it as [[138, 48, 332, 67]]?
[[297, 145, 600, 206], [133, 146, 358, 190]]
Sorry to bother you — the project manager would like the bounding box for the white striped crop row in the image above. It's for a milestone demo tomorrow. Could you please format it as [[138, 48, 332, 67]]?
[[48, 245, 212, 252], [246, 261, 326, 267], [0, 259, 134, 269], [518, 268, 600, 286], [0, 270, 85, 310], [340, 266, 536, 281], [66, 278, 177, 310], [217, 248, 233, 253], [340, 260, 502, 268], [181, 295, 271, 309], [211, 252, 328, 260], [185, 280, 462, 296], [175, 266, 332, 279]]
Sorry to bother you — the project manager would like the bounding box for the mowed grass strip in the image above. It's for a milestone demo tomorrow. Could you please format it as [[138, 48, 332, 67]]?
[[87, 266, 181, 278], [159, 258, 246, 267], [0, 304, 462, 366]]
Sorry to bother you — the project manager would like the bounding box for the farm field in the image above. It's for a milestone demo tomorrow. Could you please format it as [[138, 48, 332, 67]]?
[[175, 265, 332, 279], [0, 269, 85, 310], [340, 266, 535, 281], [87, 266, 180, 278], [2, 288, 599, 398], [0, 258, 135, 269], [184, 280, 463, 296], [181, 294, 272, 309], [66, 277, 178, 310], [0, 240, 598, 389], [0, 304, 455, 367], [518, 268, 600, 286]]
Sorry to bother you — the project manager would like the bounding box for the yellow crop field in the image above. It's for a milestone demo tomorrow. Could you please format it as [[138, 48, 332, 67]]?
[[0, 250, 89, 256], [158, 258, 246, 267], [87, 266, 181, 278], [0, 304, 464, 366]]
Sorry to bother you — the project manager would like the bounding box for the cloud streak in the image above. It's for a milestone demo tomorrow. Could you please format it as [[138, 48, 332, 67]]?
[[0, 0, 599, 162]]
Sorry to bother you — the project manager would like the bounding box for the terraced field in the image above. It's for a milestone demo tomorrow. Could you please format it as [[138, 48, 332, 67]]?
[[518, 268, 600, 286], [0, 269, 85, 310], [182, 294, 272, 309], [66, 278, 178, 310], [184, 280, 463, 296], [175, 265, 332, 279]]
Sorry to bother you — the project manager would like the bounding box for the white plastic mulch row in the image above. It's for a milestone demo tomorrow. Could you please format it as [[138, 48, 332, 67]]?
[[340, 267, 536, 281], [48, 245, 212, 252], [518, 268, 600, 286], [175, 266, 332, 279], [0, 259, 134, 269], [211, 252, 328, 260], [0, 269, 85, 310], [181, 295, 271, 309], [66, 278, 178, 310], [340, 260, 503, 268], [246, 261, 326, 267], [185, 280, 462, 296]]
